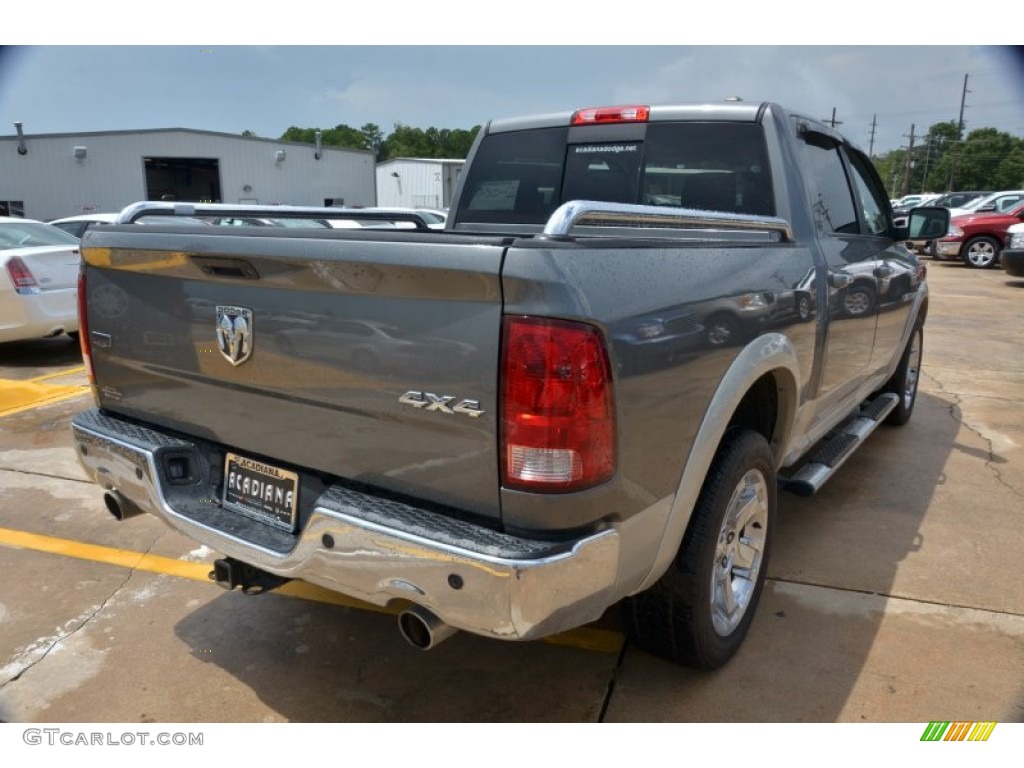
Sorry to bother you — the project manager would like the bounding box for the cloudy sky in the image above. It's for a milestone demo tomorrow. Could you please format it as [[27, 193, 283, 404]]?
[[2, 39, 1021, 157]]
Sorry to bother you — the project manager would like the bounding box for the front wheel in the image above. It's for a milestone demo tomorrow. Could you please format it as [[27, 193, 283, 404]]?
[[625, 429, 775, 670], [963, 236, 1000, 269]]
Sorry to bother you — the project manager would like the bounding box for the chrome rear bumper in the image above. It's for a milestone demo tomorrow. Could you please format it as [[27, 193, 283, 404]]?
[[71, 409, 620, 641]]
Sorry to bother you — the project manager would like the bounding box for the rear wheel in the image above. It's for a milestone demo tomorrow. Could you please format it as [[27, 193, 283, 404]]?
[[963, 236, 1000, 269], [625, 429, 775, 670]]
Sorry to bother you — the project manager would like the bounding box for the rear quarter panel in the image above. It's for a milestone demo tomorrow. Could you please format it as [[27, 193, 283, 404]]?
[[499, 238, 818, 532]]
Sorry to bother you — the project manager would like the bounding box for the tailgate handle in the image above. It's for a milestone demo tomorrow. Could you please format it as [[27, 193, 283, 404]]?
[[192, 256, 260, 280]]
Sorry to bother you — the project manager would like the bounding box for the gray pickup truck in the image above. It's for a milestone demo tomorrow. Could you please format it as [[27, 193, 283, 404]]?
[[71, 102, 947, 670]]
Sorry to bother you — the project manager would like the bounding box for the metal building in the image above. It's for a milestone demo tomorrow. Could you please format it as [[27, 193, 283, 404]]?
[[0, 126, 377, 221], [375, 158, 465, 210]]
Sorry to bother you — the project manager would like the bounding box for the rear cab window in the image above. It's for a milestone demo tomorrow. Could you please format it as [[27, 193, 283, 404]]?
[[455, 121, 775, 228]]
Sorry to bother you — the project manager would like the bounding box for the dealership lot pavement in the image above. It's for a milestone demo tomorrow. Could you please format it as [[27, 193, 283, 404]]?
[[0, 262, 1021, 723]]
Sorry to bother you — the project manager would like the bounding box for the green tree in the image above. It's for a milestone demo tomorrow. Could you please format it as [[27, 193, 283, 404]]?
[[873, 121, 1024, 195], [279, 124, 371, 152], [360, 123, 384, 155], [281, 122, 480, 161], [949, 128, 1024, 190]]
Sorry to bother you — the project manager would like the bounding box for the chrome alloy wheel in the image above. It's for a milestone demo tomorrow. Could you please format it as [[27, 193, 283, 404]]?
[[904, 327, 922, 410], [965, 239, 997, 268], [710, 469, 769, 637]]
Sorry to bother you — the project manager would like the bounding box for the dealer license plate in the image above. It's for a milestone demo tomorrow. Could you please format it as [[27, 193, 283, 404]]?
[[223, 452, 299, 531]]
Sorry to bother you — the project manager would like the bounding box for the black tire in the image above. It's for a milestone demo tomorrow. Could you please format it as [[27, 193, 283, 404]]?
[[962, 236, 1000, 269], [625, 429, 775, 670], [883, 322, 923, 426]]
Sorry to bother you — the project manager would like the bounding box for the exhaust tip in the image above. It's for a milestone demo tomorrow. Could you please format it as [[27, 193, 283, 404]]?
[[104, 490, 142, 521], [397, 605, 457, 650]]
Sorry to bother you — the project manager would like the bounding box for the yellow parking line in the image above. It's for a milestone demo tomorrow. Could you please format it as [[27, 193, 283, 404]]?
[[0, 525, 624, 653], [0, 365, 90, 417], [28, 366, 86, 384], [0, 382, 90, 418]]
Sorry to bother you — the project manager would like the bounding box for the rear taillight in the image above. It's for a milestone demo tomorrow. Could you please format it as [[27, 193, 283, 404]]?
[[77, 270, 94, 384], [5, 256, 39, 294], [501, 316, 615, 492], [571, 105, 650, 125]]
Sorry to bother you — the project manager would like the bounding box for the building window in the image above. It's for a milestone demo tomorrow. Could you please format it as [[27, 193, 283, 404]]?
[[0, 201, 25, 217]]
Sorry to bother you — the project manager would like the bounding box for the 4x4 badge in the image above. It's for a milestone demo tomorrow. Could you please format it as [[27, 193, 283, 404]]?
[[399, 390, 485, 418], [216, 306, 253, 366]]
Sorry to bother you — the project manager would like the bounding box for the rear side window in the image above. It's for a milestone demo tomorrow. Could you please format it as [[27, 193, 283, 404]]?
[[456, 122, 775, 225], [799, 134, 858, 234], [846, 151, 891, 236]]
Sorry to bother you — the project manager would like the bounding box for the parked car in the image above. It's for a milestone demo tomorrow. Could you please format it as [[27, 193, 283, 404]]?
[[890, 193, 939, 211], [0, 217, 82, 343], [72, 101, 945, 672], [51, 211, 217, 236], [926, 191, 991, 210], [932, 200, 1024, 268], [209, 217, 331, 228], [338, 207, 446, 230], [48, 213, 119, 238], [892, 191, 991, 229], [324, 208, 439, 230], [947, 190, 1024, 219], [1001, 223, 1024, 277], [325, 218, 397, 229]]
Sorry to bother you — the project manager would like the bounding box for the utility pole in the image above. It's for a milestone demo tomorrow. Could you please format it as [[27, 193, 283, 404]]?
[[948, 74, 970, 191], [823, 108, 842, 128], [868, 114, 878, 158], [921, 135, 934, 192], [902, 124, 916, 197]]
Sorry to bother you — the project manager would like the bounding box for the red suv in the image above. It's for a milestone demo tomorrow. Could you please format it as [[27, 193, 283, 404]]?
[[933, 200, 1024, 268]]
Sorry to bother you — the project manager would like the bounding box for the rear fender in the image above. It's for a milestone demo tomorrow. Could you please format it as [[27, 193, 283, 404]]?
[[632, 332, 800, 593]]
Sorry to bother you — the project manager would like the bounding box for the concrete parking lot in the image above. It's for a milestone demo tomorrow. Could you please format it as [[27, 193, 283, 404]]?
[[0, 261, 1021, 723]]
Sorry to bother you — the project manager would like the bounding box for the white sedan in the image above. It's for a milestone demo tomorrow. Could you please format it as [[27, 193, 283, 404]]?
[[0, 217, 82, 344]]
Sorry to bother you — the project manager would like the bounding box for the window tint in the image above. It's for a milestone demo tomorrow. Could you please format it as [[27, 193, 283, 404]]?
[[799, 134, 858, 234], [996, 195, 1023, 212], [457, 122, 775, 224], [458, 128, 568, 224], [847, 151, 890, 235], [562, 142, 642, 205], [640, 123, 774, 216]]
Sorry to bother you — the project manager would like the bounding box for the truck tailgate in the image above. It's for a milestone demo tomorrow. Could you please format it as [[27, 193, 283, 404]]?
[[81, 227, 506, 522]]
